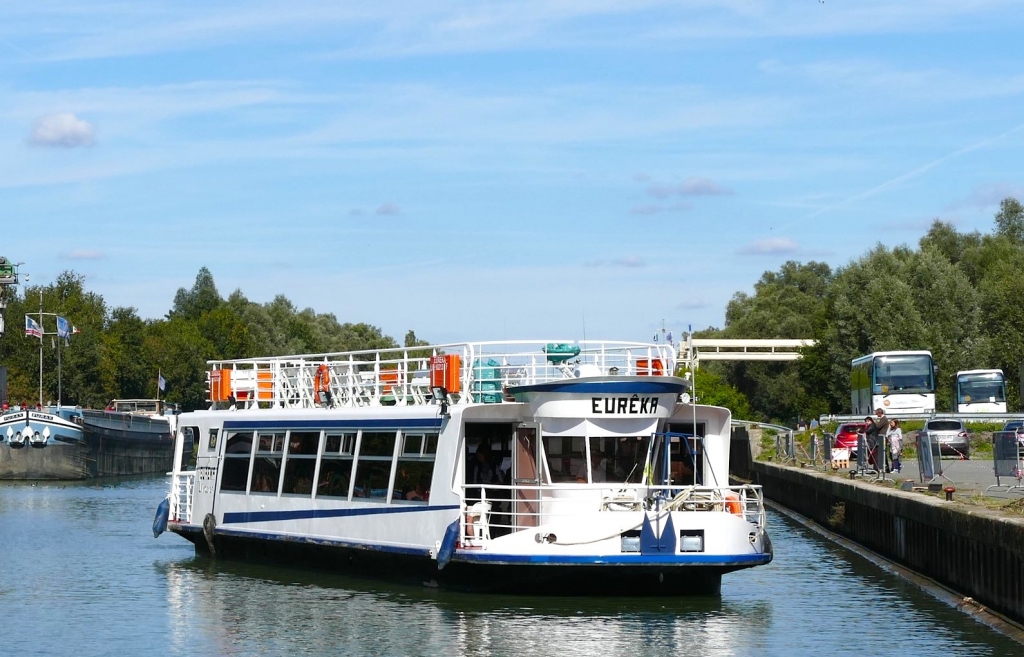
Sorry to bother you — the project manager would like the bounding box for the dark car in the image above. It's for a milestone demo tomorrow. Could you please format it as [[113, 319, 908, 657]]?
[[833, 422, 870, 454], [919, 419, 970, 458], [1002, 421, 1024, 447]]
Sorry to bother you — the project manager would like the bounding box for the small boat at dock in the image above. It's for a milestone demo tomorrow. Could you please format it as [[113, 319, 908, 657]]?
[[155, 340, 772, 594]]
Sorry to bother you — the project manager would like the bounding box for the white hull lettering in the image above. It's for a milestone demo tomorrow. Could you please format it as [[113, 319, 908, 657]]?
[[591, 395, 658, 414]]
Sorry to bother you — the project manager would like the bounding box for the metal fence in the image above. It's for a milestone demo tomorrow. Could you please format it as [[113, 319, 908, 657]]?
[[986, 430, 1024, 494], [917, 432, 944, 483]]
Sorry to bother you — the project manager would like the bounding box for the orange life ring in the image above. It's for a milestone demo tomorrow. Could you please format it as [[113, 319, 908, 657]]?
[[725, 493, 742, 515], [314, 364, 331, 404]]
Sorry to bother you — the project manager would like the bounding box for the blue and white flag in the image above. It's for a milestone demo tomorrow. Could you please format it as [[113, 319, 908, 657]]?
[[158, 372, 167, 392], [25, 316, 42, 339], [666, 330, 674, 346], [57, 316, 71, 340]]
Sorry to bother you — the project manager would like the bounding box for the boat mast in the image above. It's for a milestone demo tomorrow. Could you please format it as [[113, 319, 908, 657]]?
[[38, 288, 43, 408]]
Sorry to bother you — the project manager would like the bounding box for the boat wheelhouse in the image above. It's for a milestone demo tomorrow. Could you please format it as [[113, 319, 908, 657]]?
[[156, 340, 771, 594]]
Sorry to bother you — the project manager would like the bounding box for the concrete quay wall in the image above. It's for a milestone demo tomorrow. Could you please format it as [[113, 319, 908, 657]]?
[[747, 458, 1024, 624]]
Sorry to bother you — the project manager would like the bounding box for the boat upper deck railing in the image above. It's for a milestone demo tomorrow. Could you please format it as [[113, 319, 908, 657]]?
[[206, 340, 678, 410]]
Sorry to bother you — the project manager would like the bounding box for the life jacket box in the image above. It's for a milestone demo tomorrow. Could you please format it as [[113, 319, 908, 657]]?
[[472, 358, 503, 403], [430, 354, 461, 394], [209, 369, 232, 402]]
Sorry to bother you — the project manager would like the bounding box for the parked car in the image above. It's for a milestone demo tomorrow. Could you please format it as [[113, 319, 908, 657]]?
[[1002, 421, 1024, 447], [919, 419, 970, 458], [833, 421, 870, 454]]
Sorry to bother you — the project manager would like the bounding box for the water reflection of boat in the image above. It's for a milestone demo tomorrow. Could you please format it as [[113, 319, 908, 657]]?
[[161, 556, 773, 657], [157, 340, 772, 594]]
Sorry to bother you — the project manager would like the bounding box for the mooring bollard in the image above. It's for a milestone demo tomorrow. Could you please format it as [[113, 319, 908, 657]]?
[[944, 486, 956, 501]]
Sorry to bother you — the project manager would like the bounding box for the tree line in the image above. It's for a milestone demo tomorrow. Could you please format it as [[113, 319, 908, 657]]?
[[0, 267, 426, 410], [701, 197, 1024, 423], [3, 198, 1022, 420]]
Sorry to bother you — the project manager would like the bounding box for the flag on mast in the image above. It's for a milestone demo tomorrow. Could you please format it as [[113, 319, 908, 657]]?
[[57, 316, 71, 345], [158, 371, 166, 393], [25, 316, 42, 338]]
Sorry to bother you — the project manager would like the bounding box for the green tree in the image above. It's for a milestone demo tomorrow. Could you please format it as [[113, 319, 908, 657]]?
[[994, 197, 1024, 244]]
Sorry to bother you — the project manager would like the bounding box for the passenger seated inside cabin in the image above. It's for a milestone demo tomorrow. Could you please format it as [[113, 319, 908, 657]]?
[[571, 451, 609, 483]]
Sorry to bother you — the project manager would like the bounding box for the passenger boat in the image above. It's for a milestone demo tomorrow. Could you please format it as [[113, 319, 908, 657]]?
[[154, 340, 772, 594], [0, 399, 180, 479]]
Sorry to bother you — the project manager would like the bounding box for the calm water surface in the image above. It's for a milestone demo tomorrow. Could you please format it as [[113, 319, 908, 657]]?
[[0, 476, 1019, 657]]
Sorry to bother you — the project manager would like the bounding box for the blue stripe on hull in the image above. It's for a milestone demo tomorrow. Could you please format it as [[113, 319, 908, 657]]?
[[222, 504, 460, 524], [452, 551, 773, 567]]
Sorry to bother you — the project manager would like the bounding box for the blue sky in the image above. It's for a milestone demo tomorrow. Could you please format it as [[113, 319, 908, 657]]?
[[3, 1, 1024, 345]]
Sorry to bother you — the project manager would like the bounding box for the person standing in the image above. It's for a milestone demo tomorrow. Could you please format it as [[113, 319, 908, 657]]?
[[887, 419, 903, 473], [864, 408, 888, 470]]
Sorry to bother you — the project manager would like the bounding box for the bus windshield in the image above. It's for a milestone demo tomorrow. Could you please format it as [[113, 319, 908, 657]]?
[[873, 354, 933, 394], [958, 373, 1006, 403]]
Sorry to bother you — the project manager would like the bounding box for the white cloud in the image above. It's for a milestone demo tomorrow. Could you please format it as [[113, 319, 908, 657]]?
[[946, 182, 1024, 210], [647, 177, 733, 199], [737, 237, 799, 255], [29, 113, 95, 147], [585, 255, 646, 268], [675, 299, 710, 310], [63, 248, 105, 260]]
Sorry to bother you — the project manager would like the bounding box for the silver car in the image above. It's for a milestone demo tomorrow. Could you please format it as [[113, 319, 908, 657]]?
[[919, 419, 970, 459]]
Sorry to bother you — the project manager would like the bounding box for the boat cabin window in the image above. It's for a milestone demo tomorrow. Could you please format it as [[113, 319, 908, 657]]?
[[220, 431, 255, 492], [540, 435, 651, 484], [658, 423, 705, 486], [317, 432, 356, 499], [178, 426, 198, 470], [393, 432, 437, 503], [251, 432, 285, 494], [282, 431, 321, 496], [353, 432, 396, 500], [542, 436, 586, 483]]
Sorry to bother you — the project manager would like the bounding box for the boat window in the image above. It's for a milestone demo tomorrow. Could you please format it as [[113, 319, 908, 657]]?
[[403, 434, 422, 455], [353, 431, 397, 500], [250, 432, 285, 494], [610, 436, 653, 484], [359, 431, 395, 457], [317, 454, 353, 499], [325, 432, 356, 455], [208, 428, 219, 451], [394, 433, 435, 504], [542, 436, 586, 483], [220, 431, 254, 492], [663, 423, 705, 485], [282, 431, 320, 496]]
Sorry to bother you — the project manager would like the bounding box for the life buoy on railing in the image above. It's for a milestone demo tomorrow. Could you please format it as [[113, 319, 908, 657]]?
[[314, 364, 332, 406], [724, 493, 742, 515]]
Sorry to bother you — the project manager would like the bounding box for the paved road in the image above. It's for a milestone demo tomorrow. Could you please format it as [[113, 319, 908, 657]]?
[[851, 453, 1024, 499]]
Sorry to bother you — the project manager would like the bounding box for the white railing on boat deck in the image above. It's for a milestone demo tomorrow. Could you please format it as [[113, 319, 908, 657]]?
[[169, 471, 196, 524], [206, 340, 678, 410], [458, 483, 766, 548]]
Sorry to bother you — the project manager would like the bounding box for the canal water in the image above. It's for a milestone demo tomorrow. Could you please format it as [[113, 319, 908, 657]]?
[[0, 476, 1019, 657]]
